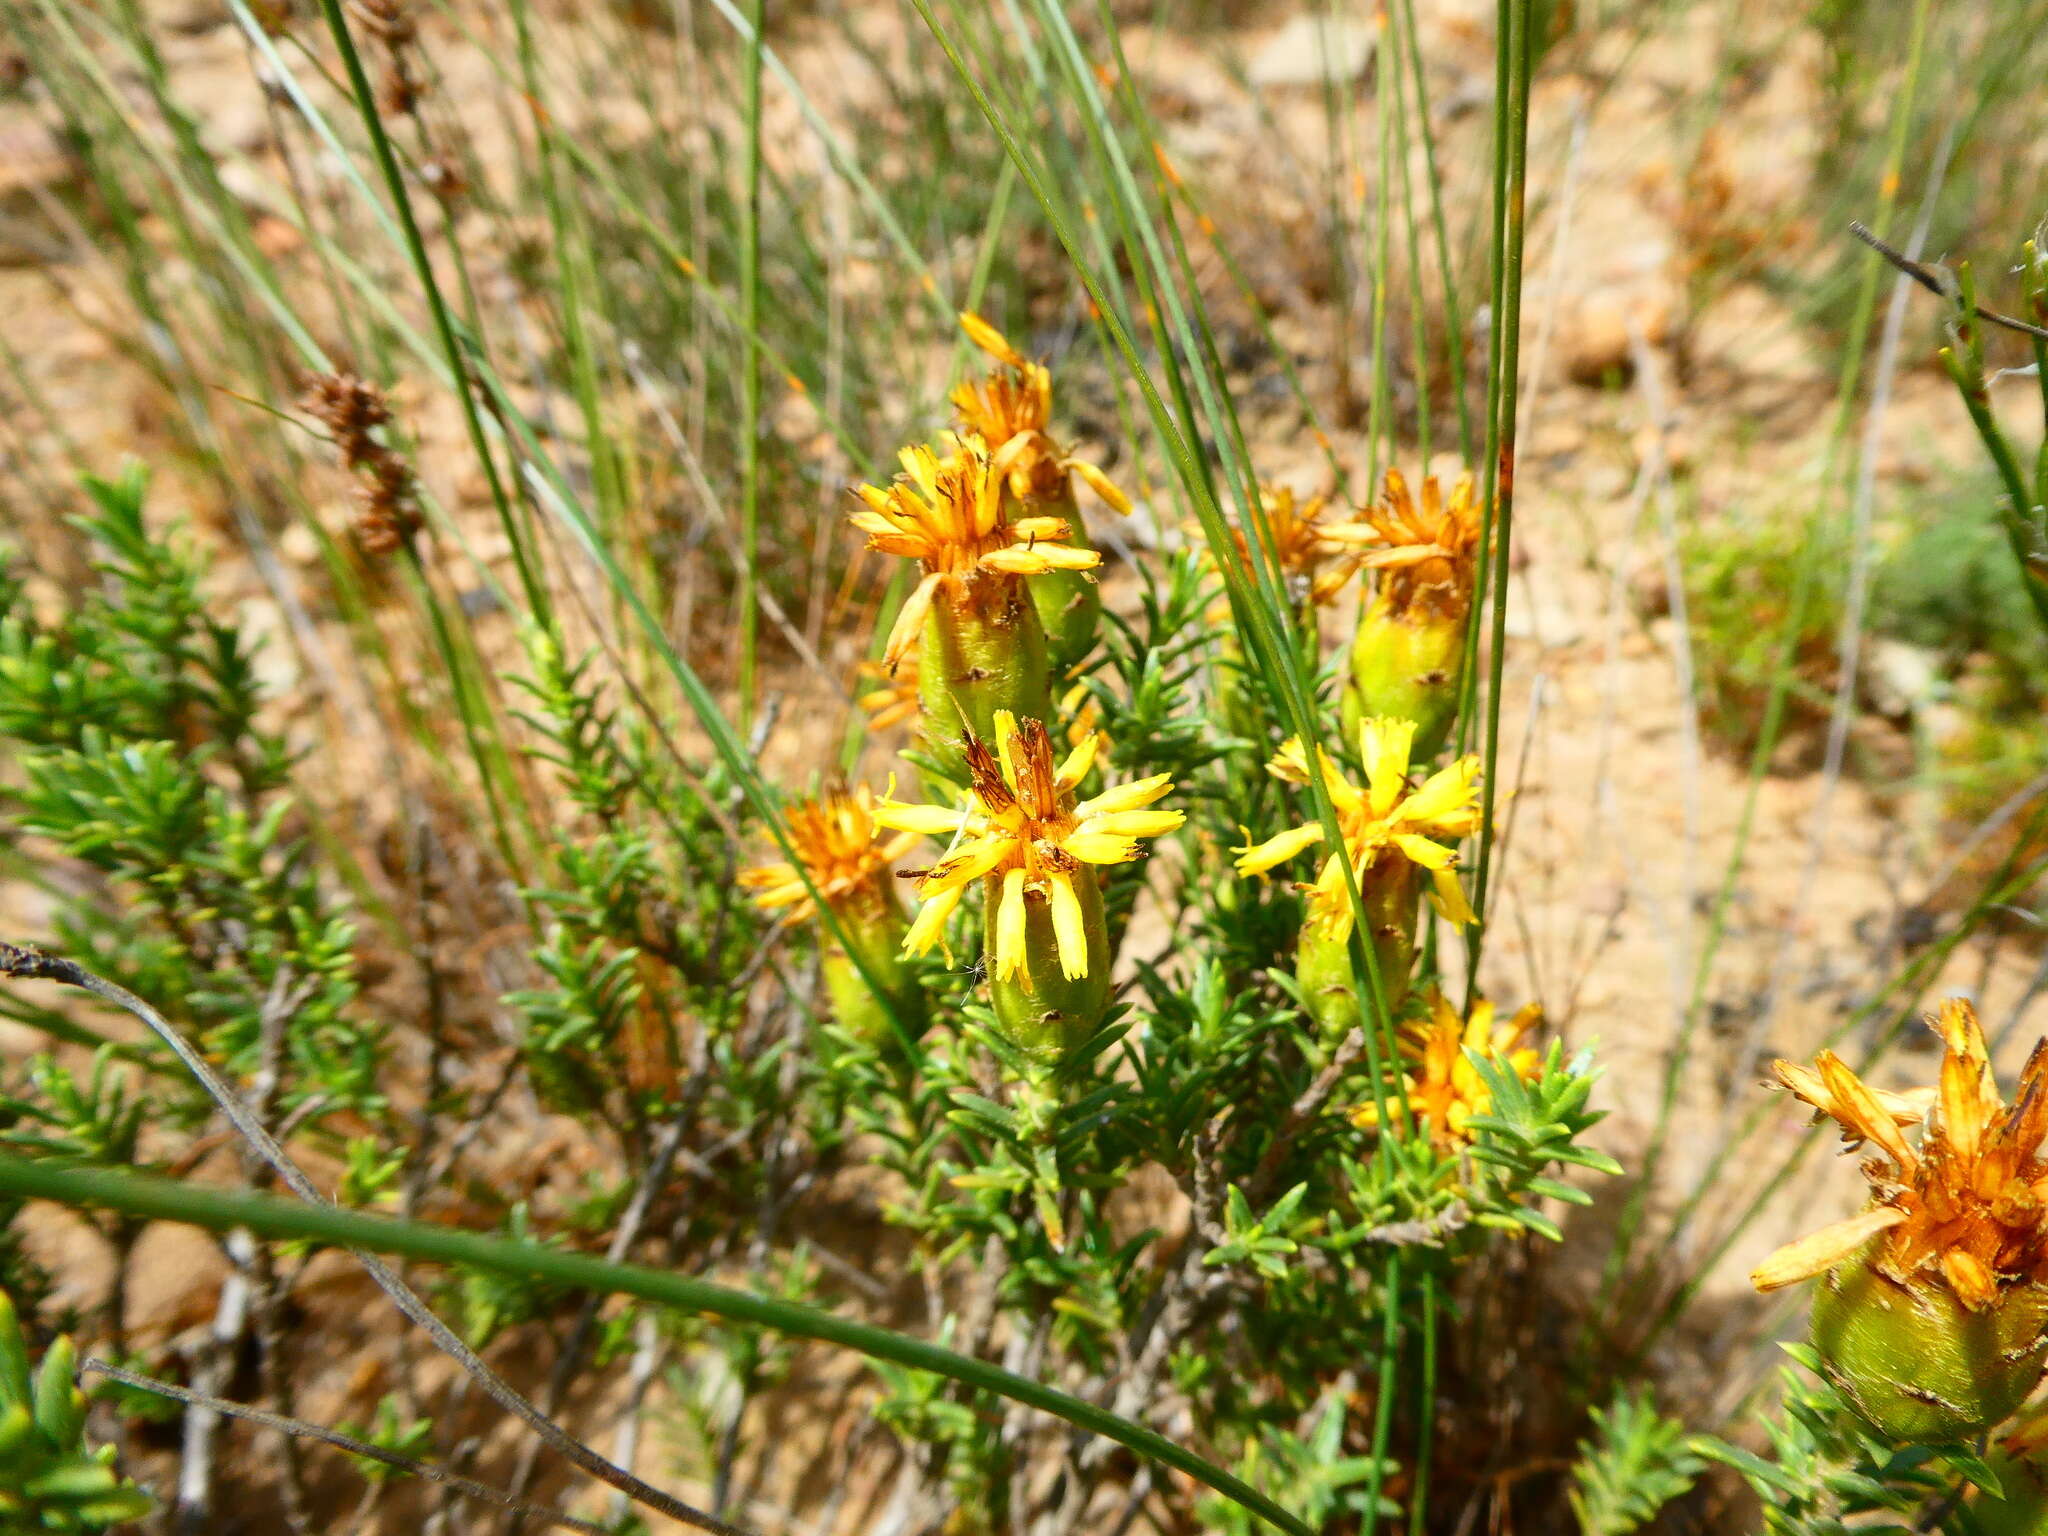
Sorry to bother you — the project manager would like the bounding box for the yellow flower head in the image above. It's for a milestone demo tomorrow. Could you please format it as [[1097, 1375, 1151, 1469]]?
[[739, 785, 920, 924], [857, 654, 919, 734], [852, 437, 1101, 668], [1352, 991, 1543, 1147], [1323, 467, 1484, 622], [1751, 999, 2048, 1311], [1233, 716, 1481, 939], [952, 313, 1130, 514], [873, 712, 1183, 982]]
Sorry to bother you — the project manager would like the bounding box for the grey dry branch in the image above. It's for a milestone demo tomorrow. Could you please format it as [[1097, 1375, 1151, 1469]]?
[[0, 942, 756, 1536], [80, 1359, 614, 1536]]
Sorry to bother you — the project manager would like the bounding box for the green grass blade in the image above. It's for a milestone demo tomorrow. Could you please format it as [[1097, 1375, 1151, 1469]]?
[[0, 1156, 1312, 1536]]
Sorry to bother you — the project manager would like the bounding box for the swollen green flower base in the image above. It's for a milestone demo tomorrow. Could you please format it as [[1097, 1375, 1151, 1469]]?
[[1027, 487, 1101, 675], [1294, 874, 1417, 1047], [821, 911, 929, 1051], [919, 574, 1054, 779], [988, 866, 1110, 1070], [1342, 608, 1467, 763], [1811, 1247, 2048, 1444]]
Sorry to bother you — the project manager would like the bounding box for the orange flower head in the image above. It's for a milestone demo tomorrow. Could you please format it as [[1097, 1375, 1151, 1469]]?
[[1751, 999, 2048, 1311], [851, 437, 1101, 668], [951, 313, 1130, 514], [1353, 991, 1544, 1148], [1202, 484, 1361, 612], [1323, 467, 1484, 622], [857, 655, 920, 734], [739, 785, 920, 925]]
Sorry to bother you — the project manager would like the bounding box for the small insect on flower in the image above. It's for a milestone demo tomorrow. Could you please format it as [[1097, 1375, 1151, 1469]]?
[[953, 313, 1130, 515], [738, 785, 921, 925], [850, 437, 1099, 670], [1751, 999, 2048, 1443], [1322, 466, 1485, 624], [873, 712, 1182, 985], [1353, 991, 1543, 1148], [1233, 716, 1481, 941]]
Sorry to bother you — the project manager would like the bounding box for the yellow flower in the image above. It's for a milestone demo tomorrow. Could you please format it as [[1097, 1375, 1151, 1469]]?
[[851, 437, 1100, 668], [1751, 999, 2048, 1311], [738, 785, 920, 924], [1352, 991, 1543, 1147], [1323, 467, 1484, 622], [857, 655, 920, 734], [953, 313, 1130, 514], [1233, 716, 1481, 939], [873, 712, 1182, 982], [1204, 483, 1361, 611]]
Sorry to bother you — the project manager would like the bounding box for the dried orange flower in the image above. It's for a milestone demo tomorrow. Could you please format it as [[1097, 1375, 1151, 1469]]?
[[1323, 467, 1484, 622], [953, 313, 1129, 514], [1352, 992, 1543, 1148], [739, 785, 919, 925], [858, 656, 920, 734], [1751, 1000, 2048, 1310], [851, 439, 1099, 668], [1203, 484, 1361, 611]]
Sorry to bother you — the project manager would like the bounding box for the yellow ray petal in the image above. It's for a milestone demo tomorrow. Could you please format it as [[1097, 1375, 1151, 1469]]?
[[1401, 756, 1482, 828], [1359, 716, 1417, 818], [872, 800, 983, 837], [1075, 808, 1185, 839], [1054, 730, 1101, 791], [1046, 870, 1089, 980], [995, 867, 1028, 982], [1069, 458, 1131, 514], [1391, 832, 1456, 870], [882, 572, 942, 669], [1063, 831, 1142, 865], [959, 311, 1026, 368], [902, 881, 965, 961], [1073, 773, 1175, 819], [1234, 822, 1325, 876], [1429, 867, 1477, 927], [1751, 1206, 1906, 1291]]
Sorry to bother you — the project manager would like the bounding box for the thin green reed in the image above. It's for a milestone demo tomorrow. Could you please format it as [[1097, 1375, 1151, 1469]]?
[[1466, 0, 1534, 971], [1062, 0, 1414, 1115], [737, 0, 767, 726]]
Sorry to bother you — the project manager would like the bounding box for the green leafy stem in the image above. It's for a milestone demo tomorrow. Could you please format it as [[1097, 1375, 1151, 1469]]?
[[0, 1155, 1311, 1536]]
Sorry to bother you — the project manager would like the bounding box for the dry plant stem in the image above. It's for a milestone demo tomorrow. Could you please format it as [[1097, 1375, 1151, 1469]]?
[[0, 943, 754, 1536], [82, 1359, 614, 1535], [1848, 221, 2048, 342], [499, 1112, 693, 1530]]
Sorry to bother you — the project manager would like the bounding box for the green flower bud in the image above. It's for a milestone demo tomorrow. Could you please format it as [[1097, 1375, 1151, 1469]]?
[[1811, 1246, 2048, 1444], [1974, 1441, 2048, 1536], [1342, 605, 1467, 764], [821, 902, 928, 1052], [1294, 865, 1418, 1045], [1026, 487, 1102, 676]]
